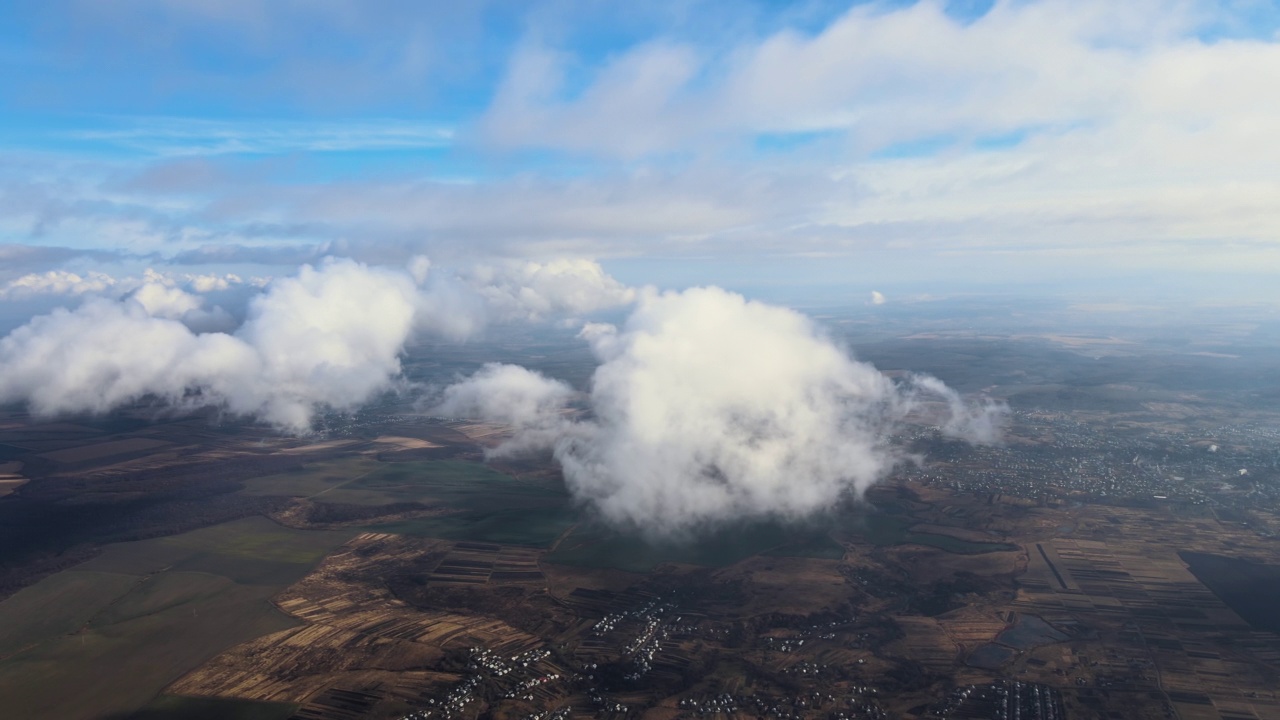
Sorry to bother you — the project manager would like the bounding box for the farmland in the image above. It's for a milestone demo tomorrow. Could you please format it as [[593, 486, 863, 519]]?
[[1, 326, 1280, 717], [0, 517, 352, 719]]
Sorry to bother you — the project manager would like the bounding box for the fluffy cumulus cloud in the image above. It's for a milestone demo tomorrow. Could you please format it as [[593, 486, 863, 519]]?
[[408, 257, 640, 340], [129, 282, 202, 318], [433, 363, 577, 454], [0, 268, 261, 302], [464, 258, 638, 322], [441, 286, 1006, 536], [0, 259, 419, 431], [0, 270, 120, 299], [0, 256, 636, 431]]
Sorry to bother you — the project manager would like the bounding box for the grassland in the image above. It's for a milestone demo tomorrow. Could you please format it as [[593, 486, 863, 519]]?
[[371, 504, 577, 547], [844, 512, 1018, 554], [245, 457, 565, 508], [247, 457, 579, 545], [547, 522, 844, 572], [0, 516, 352, 720], [0, 570, 140, 660], [114, 694, 298, 720], [546, 512, 1006, 574], [342, 459, 566, 506], [238, 456, 372, 498]]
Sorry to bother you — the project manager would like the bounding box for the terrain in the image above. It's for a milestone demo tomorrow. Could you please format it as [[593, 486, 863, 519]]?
[[1, 302, 1280, 719]]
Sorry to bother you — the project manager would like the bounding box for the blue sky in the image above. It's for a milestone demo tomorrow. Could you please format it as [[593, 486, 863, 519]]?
[[2, 0, 1280, 305]]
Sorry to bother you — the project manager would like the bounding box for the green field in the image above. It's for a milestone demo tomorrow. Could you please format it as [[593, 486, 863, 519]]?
[[0, 516, 352, 720], [547, 523, 845, 572], [372, 504, 579, 547], [845, 513, 1017, 554], [238, 456, 375, 498], [344, 459, 565, 505], [243, 458, 566, 509], [0, 570, 140, 660], [115, 694, 298, 720], [764, 532, 847, 560]]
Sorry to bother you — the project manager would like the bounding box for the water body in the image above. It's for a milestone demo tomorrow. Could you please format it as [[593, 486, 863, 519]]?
[[967, 643, 1015, 669], [998, 614, 1068, 650], [1180, 551, 1280, 634]]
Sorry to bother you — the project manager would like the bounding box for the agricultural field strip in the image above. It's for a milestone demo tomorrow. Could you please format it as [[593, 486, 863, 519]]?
[[304, 467, 380, 501], [168, 534, 548, 704], [429, 544, 542, 584], [1011, 508, 1280, 718], [39, 437, 174, 464]]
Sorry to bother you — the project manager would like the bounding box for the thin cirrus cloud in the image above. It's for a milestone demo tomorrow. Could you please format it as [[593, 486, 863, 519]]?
[[0, 0, 1276, 296], [62, 118, 455, 157]]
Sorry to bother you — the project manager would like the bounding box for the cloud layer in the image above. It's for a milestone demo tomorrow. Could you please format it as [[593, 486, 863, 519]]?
[[4, 1, 1278, 297], [0, 256, 636, 431], [441, 286, 1006, 535]]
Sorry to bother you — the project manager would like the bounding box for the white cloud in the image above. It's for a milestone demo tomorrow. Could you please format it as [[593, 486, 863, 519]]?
[[0, 270, 119, 299], [0, 267, 271, 306], [432, 362, 576, 454], [129, 282, 202, 318], [909, 374, 1008, 445], [0, 259, 419, 431], [402, 257, 641, 341], [441, 286, 1005, 536], [464, 258, 639, 322], [185, 272, 243, 292], [0, 256, 636, 431], [5, 1, 1277, 291], [471, 0, 1280, 273]]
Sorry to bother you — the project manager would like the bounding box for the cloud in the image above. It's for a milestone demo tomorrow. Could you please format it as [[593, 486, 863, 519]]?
[[4, 1, 1277, 297], [0, 267, 262, 302], [185, 272, 251, 293], [432, 362, 576, 454], [0, 258, 420, 431], [0, 270, 119, 299], [70, 118, 453, 157], [127, 279, 237, 332], [0, 245, 127, 283], [485, 1, 1269, 157], [129, 281, 202, 318], [409, 257, 639, 340], [0, 256, 636, 431], [168, 243, 332, 267], [442, 286, 1005, 536], [463, 258, 639, 322], [908, 373, 1008, 445]]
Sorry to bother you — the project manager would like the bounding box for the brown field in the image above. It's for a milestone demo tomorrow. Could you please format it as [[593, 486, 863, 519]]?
[[4, 396, 1280, 719], [167, 533, 555, 713], [909, 522, 1007, 543], [38, 437, 173, 464], [0, 461, 28, 498], [447, 421, 511, 443], [372, 435, 442, 450], [277, 439, 365, 455]]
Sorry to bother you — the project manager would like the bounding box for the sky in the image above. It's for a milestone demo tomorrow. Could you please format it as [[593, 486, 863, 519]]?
[[2, 0, 1280, 307]]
